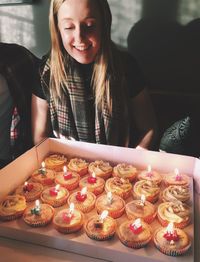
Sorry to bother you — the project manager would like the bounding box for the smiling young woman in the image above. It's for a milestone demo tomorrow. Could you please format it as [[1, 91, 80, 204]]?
[[32, 0, 158, 151]]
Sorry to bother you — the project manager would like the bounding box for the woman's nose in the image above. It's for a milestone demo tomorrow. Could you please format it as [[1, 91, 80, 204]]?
[[74, 25, 85, 42]]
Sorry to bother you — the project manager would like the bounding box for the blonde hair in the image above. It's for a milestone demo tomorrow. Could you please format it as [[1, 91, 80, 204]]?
[[49, 0, 116, 112]]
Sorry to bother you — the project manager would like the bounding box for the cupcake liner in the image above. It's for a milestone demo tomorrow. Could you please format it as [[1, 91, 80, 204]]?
[[132, 192, 159, 204], [32, 177, 54, 186], [55, 180, 79, 191], [0, 211, 24, 222], [109, 208, 125, 219], [119, 236, 151, 249], [75, 202, 95, 213], [154, 241, 191, 256], [78, 168, 88, 177], [87, 185, 104, 196], [85, 231, 115, 241], [96, 207, 125, 219], [23, 218, 53, 227], [126, 212, 156, 224], [54, 224, 83, 234], [24, 192, 42, 202], [41, 197, 68, 208], [64, 181, 79, 191], [101, 172, 112, 180]]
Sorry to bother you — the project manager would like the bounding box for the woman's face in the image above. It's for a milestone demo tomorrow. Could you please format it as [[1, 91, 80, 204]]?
[[57, 0, 102, 64]]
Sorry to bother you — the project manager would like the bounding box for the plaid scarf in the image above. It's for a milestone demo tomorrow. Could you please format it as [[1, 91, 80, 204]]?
[[10, 106, 20, 148], [40, 56, 130, 146]]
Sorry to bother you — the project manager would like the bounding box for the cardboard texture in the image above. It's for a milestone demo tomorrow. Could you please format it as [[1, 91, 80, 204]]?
[[0, 138, 199, 262]]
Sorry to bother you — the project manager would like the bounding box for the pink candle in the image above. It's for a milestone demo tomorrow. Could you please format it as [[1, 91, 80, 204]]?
[[23, 182, 33, 192], [63, 166, 72, 180], [62, 203, 74, 223], [163, 223, 179, 241], [174, 168, 182, 181], [49, 185, 60, 196], [129, 219, 143, 234], [76, 187, 87, 202], [87, 172, 97, 184], [146, 165, 153, 178]]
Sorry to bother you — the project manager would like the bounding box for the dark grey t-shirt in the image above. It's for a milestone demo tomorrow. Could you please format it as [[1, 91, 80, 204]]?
[[0, 74, 13, 160]]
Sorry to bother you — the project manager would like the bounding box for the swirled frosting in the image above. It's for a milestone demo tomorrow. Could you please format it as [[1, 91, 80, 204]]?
[[162, 185, 190, 203], [45, 154, 67, 169], [133, 180, 160, 201], [89, 160, 112, 175], [68, 158, 88, 172], [158, 202, 190, 224], [113, 163, 137, 181]]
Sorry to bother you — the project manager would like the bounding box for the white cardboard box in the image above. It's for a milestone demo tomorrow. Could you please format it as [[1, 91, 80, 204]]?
[[0, 138, 199, 262]]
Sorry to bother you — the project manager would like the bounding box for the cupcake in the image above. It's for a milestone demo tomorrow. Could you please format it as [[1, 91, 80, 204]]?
[[133, 180, 160, 203], [0, 194, 27, 221], [67, 188, 96, 213], [79, 174, 105, 196], [125, 198, 156, 224], [53, 204, 84, 234], [84, 210, 117, 241], [95, 192, 125, 219], [154, 224, 191, 256], [112, 163, 137, 182], [44, 154, 67, 172], [55, 167, 80, 191], [31, 164, 55, 186], [23, 201, 54, 227], [161, 185, 190, 203], [137, 165, 162, 185], [157, 202, 190, 228], [105, 177, 132, 200], [68, 158, 88, 177], [41, 185, 69, 207], [88, 160, 112, 180], [163, 168, 190, 186], [118, 218, 152, 248], [15, 181, 43, 202]]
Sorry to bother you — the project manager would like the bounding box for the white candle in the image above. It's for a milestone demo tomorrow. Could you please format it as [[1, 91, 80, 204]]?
[[81, 187, 87, 196], [132, 218, 142, 229], [69, 203, 75, 215], [40, 161, 46, 174], [99, 210, 108, 222], [140, 194, 146, 206], [166, 222, 174, 234], [55, 184, 60, 191], [147, 165, 151, 173], [174, 168, 182, 181], [63, 166, 67, 174], [35, 199, 40, 210], [107, 192, 113, 205]]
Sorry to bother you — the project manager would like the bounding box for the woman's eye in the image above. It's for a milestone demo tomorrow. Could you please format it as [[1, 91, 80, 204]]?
[[86, 23, 94, 28], [64, 25, 74, 30]]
